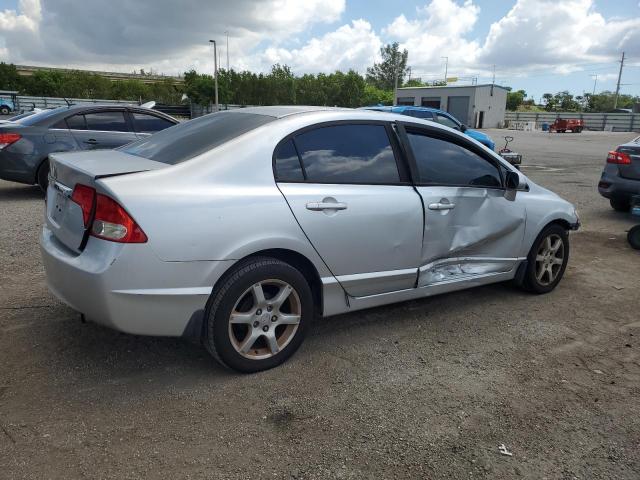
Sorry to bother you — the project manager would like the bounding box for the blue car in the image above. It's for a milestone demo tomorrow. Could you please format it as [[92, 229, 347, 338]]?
[[364, 105, 495, 150]]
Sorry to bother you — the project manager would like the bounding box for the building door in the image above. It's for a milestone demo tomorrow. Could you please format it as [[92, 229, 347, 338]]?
[[447, 96, 470, 125], [477, 111, 484, 128]]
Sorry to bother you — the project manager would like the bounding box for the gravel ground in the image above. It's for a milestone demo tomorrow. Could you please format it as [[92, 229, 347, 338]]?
[[1, 129, 639, 479]]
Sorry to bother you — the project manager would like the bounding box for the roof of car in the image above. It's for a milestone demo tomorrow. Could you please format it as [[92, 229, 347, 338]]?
[[228, 105, 351, 119], [364, 105, 445, 114]]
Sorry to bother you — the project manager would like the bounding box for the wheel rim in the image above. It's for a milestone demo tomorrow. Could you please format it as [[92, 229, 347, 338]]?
[[535, 233, 564, 286], [228, 279, 301, 360]]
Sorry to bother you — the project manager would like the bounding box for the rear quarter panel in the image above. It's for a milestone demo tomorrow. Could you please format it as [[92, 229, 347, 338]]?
[[97, 121, 335, 280]]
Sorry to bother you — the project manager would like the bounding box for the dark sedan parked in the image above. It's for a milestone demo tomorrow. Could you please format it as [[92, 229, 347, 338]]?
[[598, 136, 640, 211], [0, 104, 178, 190]]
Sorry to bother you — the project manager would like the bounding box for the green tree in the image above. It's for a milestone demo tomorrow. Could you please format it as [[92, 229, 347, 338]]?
[[0, 62, 21, 90], [506, 89, 526, 111], [366, 42, 409, 90]]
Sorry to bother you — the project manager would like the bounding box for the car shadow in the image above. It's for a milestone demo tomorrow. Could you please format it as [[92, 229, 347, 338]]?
[[0, 183, 42, 200], [36, 281, 525, 397]]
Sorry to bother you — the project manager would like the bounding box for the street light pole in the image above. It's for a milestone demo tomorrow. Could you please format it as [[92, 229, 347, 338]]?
[[209, 39, 219, 112], [225, 31, 230, 72], [590, 74, 598, 96], [441, 56, 448, 84]]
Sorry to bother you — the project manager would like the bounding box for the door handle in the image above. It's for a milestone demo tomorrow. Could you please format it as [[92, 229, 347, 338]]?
[[428, 202, 456, 210], [306, 201, 347, 211], [84, 139, 98, 145]]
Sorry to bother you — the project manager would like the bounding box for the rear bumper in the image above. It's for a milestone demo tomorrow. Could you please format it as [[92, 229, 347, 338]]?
[[40, 226, 233, 336], [598, 170, 640, 200], [0, 151, 41, 184]]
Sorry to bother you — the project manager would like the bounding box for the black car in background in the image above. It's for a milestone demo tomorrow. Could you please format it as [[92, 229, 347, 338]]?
[[598, 136, 640, 211], [0, 104, 178, 190]]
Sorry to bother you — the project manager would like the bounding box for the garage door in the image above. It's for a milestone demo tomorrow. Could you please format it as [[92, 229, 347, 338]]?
[[447, 96, 470, 125]]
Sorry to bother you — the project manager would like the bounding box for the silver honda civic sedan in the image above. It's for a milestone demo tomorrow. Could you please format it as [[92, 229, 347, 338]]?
[[41, 106, 579, 372]]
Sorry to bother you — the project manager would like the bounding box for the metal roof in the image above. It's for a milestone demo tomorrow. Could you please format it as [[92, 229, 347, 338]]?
[[397, 83, 510, 91]]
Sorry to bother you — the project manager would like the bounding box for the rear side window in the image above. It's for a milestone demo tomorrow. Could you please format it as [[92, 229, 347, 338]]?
[[121, 111, 275, 165], [435, 113, 460, 130], [274, 139, 304, 181], [132, 112, 175, 133], [406, 110, 433, 120], [65, 114, 86, 130], [85, 111, 128, 132], [293, 124, 400, 184], [407, 132, 502, 188]]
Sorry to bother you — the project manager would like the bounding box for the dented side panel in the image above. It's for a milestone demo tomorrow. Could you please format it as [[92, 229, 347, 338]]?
[[416, 186, 526, 287]]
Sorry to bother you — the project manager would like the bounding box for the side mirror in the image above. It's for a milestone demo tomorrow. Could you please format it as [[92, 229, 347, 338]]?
[[460, 124, 467, 132], [505, 171, 519, 190]]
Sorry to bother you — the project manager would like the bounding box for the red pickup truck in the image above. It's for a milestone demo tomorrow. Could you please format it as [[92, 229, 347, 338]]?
[[550, 118, 584, 133]]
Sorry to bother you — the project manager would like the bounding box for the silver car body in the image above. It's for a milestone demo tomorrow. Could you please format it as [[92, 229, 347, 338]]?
[[41, 107, 579, 337]]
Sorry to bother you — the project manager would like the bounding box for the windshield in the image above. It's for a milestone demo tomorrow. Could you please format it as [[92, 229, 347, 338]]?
[[121, 111, 275, 165], [15, 107, 69, 126]]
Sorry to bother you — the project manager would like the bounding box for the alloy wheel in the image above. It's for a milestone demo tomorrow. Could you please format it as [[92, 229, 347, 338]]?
[[535, 234, 565, 286], [228, 279, 301, 360]]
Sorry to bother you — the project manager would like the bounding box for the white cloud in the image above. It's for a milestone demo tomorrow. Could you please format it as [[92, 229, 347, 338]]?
[[0, 0, 346, 74], [384, 0, 481, 78], [259, 20, 382, 73], [478, 0, 640, 72], [0, 0, 637, 83]]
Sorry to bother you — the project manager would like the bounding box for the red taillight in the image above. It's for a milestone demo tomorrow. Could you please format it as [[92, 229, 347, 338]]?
[[607, 150, 631, 165], [0, 133, 22, 149], [71, 184, 96, 227], [91, 193, 147, 243]]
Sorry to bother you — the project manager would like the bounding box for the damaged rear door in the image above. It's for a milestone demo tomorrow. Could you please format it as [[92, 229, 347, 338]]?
[[399, 124, 526, 286]]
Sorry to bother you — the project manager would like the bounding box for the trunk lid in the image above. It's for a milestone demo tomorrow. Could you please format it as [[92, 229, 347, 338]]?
[[46, 150, 167, 253], [618, 145, 640, 180]]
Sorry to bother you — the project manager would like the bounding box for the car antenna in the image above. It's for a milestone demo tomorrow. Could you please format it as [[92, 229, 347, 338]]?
[[63, 97, 73, 107]]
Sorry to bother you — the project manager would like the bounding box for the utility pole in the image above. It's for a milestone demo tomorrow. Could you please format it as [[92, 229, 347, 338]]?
[[209, 39, 219, 112], [441, 56, 448, 84], [590, 74, 598, 95], [614, 51, 625, 109], [393, 59, 399, 106], [491, 64, 495, 96]]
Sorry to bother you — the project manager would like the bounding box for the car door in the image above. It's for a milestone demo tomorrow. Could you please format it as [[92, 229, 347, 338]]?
[[398, 124, 526, 287], [130, 111, 177, 139], [69, 110, 137, 150], [275, 122, 423, 297]]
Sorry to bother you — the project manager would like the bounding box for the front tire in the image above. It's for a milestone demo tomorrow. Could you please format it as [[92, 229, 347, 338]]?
[[0, 106, 10, 115], [628, 225, 640, 250], [521, 224, 569, 294], [610, 198, 630, 212], [204, 257, 313, 373]]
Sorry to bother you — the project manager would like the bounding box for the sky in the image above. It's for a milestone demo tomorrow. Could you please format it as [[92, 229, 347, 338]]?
[[0, 0, 638, 101]]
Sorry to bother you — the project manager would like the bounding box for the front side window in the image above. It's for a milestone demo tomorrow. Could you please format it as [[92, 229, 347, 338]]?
[[132, 112, 175, 133], [435, 113, 460, 130], [407, 131, 502, 188], [84, 111, 128, 132], [293, 124, 400, 184]]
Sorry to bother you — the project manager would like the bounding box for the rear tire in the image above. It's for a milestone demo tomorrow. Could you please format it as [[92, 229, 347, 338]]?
[[628, 226, 640, 250], [37, 159, 50, 193], [521, 224, 569, 294], [0, 106, 10, 115], [204, 257, 313, 373], [610, 198, 630, 212]]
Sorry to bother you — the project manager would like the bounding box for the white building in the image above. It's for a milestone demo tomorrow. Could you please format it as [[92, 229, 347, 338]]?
[[395, 84, 509, 128]]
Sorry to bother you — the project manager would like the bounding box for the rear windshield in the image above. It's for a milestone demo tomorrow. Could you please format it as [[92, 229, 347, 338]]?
[[15, 107, 69, 126], [121, 111, 275, 165]]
